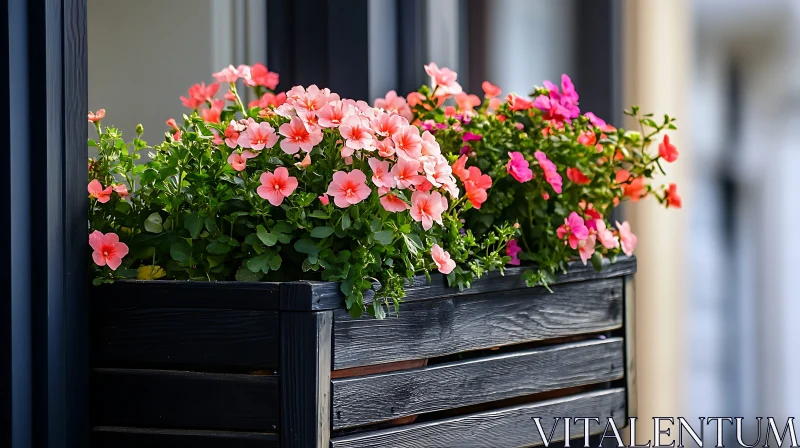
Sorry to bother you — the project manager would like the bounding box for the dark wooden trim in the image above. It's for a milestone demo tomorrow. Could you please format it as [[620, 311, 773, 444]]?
[[91, 368, 279, 431], [93, 280, 281, 310], [330, 388, 627, 448], [91, 307, 279, 369], [332, 337, 624, 429], [285, 256, 636, 311], [332, 277, 624, 369], [280, 311, 332, 447], [92, 426, 279, 448], [623, 275, 638, 419]]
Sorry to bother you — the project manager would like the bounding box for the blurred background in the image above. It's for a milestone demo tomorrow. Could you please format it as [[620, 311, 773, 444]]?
[[88, 0, 799, 443]]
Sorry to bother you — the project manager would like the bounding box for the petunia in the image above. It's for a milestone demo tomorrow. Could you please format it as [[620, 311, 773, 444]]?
[[596, 220, 619, 250], [454, 93, 481, 113], [239, 122, 279, 151], [368, 157, 394, 188], [180, 82, 220, 109], [340, 116, 374, 155], [318, 100, 353, 128], [257, 167, 298, 206], [665, 183, 682, 209], [566, 167, 591, 185], [410, 191, 446, 230], [374, 90, 413, 121], [482, 81, 502, 98], [112, 184, 129, 198], [431, 243, 456, 274], [246, 63, 280, 89], [279, 117, 323, 154], [616, 221, 637, 256], [507, 152, 533, 183], [89, 230, 129, 270], [557, 212, 590, 250], [462, 132, 482, 142], [658, 134, 679, 163], [506, 94, 534, 111], [212, 65, 241, 83], [392, 125, 423, 160], [420, 131, 441, 156], [88, 109, 106, 123], [88, 179, 112, 203], [506, 239, 522, 266], [424, 62, 462, 97], [371, 112, 407, 138], [578, 235, 597, 265], [534, 151, 562, 194], [326, 170, 371, 208], [391, 157, 425, 189], [379, 188, 410, 213], [227, 150, 257, 171]]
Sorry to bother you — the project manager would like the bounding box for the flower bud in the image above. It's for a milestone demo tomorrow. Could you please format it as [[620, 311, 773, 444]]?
[[135, 123, 144, 136]]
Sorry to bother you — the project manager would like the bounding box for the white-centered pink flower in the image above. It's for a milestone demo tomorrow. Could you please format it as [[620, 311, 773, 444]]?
[[424, 62, 463, 97], [420, 131, 441, 156], [368, 158, 394, 189], [326, 169, 371, 208], [89, 230, 129, 270], [317, 100, 353, 128], [431, 243, 456, 274], [410, 190, 446, 230], [257, 167, 298, 206], [379, 187, 410, 212], [391, 157, 425, 189], [227, 150, 257, 171], [370, 112, 407, 138], [340, 116, 374, 155], [578, 234, 597, 265], [376, 138, 396, 158], [279, 117, 323, 154], [238, 122, 278, 151], [392, 125, 423, 160], [374, 90, 413, 121], [596, 220, 620, 250], [616, 221, 638, 256]]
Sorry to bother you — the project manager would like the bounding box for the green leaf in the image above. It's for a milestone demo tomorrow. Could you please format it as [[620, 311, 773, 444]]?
[[373, 230, 394, 245], [257, 225, 279, 246], [207, 254, 226, 268], [204, 217, 219, 233], [590, 252, 604, 272], [369, 218, 382, 232], [206, 242, 232, 255], [235, 266, 263, 281], [309, 210, 330, 219], [115, 201, 132, 214], [267, 252, 282, 271], [184, 213, 203, 239], [403, 234, 423, 255], [334, 250, 351, 263], [311, 226, 334, 238], [170, 241, 192, 264], [341, 213, 351, 230], [273, 222, 293, 234], [144, 212, 163, 233], [247, 254, 270, 273], [294, 238, 321, 255]]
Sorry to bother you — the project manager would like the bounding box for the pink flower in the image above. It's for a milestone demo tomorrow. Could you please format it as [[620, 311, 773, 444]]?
[[391, 157, 425, 189], [463, 167, 492, 209], [534, 151, 562, 194], [452, 156, 469, 182], [200, 99, 224, 124], [578, 235, 597, 265], [424, 62, 462, 97], [616, 221, 637, 256], [538, 75, 580, 120], [213, 65, 241, 83], [227, 150, 257, 171], [88, 179, 112, 203], [410, 191, 446, 230], [507, 94, 534, 111], [291, 85, 331, 112], [407, 92, 425, 107], [421, 131, 441, 156], [376, 138, 396, 158], [257, 167, 299, 206], [368, 157, 394, 188], [89, 230, 129, 270], [482, 81, 502, 98], [596, 220, 619, 250], [380, 189, 410, 212], [462, 132, 482, 142], [371, 112, 407, 138], [658, 134, 679, 163], [224, 120, 244, 148], [319, 194, 330, 206], [506, 152, 533, 183], [488, 98, 502, 110], [455, 93, 481, 112], [566, 167, 591, 185], [317, 100, 353, 128], [180, 82, 220, 109], [166, 118, 180, 132], [506, 239, 522, 266], [533, 95, 570, 122], [584, 112, 616, 133], [392, 125, 423, 160], [88, 109, 106, 123], [326, 169, 371, 208], [246, 63, 280, 89], [112, 184, 129, 197], [557, 212, 589, 250], [239, 122, 279, 151], [279, 117, 323, 154], [340, 116, 374, 154], [431, 243, 456, 274], [375, 90, 413, 121], [666, 183, 682, 209], [249, 92, 288, 109]]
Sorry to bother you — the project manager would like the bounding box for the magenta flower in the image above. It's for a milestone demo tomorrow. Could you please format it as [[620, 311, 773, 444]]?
[[506, 239, 522, 266], [506, 152, 533, 183], [534, 151, 562, 194], [462, 132, 482, 142], [557, 212, 590, 250]]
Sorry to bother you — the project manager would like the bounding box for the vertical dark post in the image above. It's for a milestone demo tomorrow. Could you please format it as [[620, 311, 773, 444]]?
[[396, 0, 426, 95], [623, 274, 637, 421], [463, 0, 489, 95], [280, 298, 333, 448]]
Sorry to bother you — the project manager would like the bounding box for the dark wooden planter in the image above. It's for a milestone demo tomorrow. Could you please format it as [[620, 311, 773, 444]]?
[[89, 257, 637, 448]]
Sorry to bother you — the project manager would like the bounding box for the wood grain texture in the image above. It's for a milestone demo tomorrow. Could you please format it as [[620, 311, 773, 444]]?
[[91, 307, 279, 369], [623, 275, 638, 419], [332, 338, 624, 429], [93, 281, 280, 310], [330, 388, 627, 448], [285, 256, 635, 311], [333, 278, 623, 369], [91, 368, 279, 431], [91, 426, 278, 448], [280, 311, 332, 448]]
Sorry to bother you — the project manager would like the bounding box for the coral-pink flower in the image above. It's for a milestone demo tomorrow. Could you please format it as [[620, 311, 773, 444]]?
[[326, 169, 371, 208], [89, 230, 129, 270], [616, 221, 637, 256], [431, 243, 456, 274], [317, 100, 353, 128], [507, 94, 534, 111], [455, 93, 481, 112], [534, 150, 563, 194], [596, 220, 620, 250], [578, 234, 597, 265], [279, 117, 323, 154], [224, 120, 244, 148], [112, 184, 129, 197], [379, 188, 410, 213], [407, 92, 425, 107], [318, 194, 330, 206], [371, 112, 407, 138], [507, 152, 533, 183], [376, 138, 396, 158], [180, 82, 220, 109], [88, 109, 106, 123], [246, 63, 280, 90], [420, 131, 441, 156], [482, 81, 502, 98], [213, 65, 241, 83], [566, 167, 591, 185], [375, 90, 413, 121], [557, 212, 590, 250], [239, 122, 279, 151], [249, 92, 288, 109], [424, 62, 462, 97], [340, 116, 374, 155], [658, 134, 679, 163], [392, 125, 423, 160], [88, 179, 112, 203], [227, 150, 256, 171], [368, 157, 394, 188], [257, 167, 298, 206], [391, 157, 425, 189], [410, 190, 446, 230], [506, 239, 522, 266]]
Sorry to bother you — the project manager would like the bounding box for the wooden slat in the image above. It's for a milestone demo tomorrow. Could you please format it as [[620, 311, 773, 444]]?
[[280, 311, 332, 448], [332, 338, 624, 429], [282, 256, 635, 310], [92, 280, 281, 310], [92, 426, 279, 448], [333, 278, 623, 369], [330, 388, 627, 448], [91, 369, 279, 431], [91, 307, 279, 369]]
